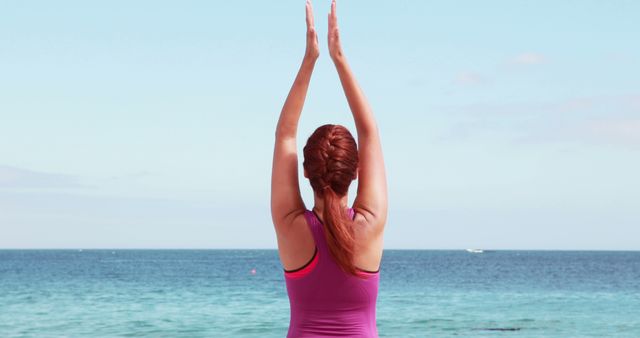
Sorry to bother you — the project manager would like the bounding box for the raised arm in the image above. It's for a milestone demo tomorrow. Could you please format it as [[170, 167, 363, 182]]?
[[328, 0, 388, 232], [271, 0, 320, 234]]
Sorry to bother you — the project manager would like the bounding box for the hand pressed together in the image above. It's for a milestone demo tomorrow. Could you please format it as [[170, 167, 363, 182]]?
[[328, 0, 344, 62], [304, 0, 344, 63], [305, 0, 320, 61]]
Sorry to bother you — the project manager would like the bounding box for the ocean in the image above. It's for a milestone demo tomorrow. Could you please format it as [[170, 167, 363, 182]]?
[[1, 250, 638, 337]]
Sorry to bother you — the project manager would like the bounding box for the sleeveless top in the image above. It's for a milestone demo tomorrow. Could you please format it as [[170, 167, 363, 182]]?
[[284, 209, 380, 338]]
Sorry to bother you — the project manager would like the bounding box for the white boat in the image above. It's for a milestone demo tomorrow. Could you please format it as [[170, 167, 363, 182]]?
[[466, 249, 484, 253]]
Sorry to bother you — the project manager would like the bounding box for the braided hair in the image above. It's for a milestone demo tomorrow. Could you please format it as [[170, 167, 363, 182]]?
[[303, 124, 359, 276]]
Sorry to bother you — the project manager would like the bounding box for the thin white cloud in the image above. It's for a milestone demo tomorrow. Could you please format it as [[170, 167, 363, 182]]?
[[511, 52, 547, 65], [605, 52, 635, 64], [626, 95, 640, 111], [433, 94, 640, 148], [0, 165, 85, 189], [555, 98, 595, 112], [454, 72, 486, 86], [436, 94, 637, 117], [584, 119, 640, 146], [105, 171, 153, 181], [0, 189, 267, 249]]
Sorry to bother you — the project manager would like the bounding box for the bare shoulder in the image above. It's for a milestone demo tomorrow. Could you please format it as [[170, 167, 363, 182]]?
[[352, 207, 386, 238], [273, 209, 307, 239], [275, 210, 316, 270], [352, 209, 384, 271]]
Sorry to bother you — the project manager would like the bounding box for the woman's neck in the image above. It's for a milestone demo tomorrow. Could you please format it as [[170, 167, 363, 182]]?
[[312, 193, 350, 215]]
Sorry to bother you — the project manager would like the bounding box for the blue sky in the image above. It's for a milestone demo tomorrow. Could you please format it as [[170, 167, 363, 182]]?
[[1, 0, 639, 249]]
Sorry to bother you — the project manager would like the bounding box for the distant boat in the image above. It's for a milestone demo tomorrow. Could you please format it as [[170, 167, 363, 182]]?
[[466, 249, 484, 254]]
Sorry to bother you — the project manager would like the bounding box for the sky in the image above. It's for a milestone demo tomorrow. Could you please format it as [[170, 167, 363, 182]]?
[[1, 0, 639, 249]]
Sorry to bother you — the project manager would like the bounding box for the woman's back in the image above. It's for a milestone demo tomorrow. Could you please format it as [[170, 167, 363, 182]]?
[[285, 210, 379, 338]]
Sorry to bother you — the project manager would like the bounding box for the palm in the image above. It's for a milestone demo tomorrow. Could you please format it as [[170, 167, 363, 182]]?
[[328, 0, 343, 61], [305, 0, 320, 60]]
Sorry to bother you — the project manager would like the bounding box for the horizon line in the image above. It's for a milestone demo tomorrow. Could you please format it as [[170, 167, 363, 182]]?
[[0, 247, 638, 252]]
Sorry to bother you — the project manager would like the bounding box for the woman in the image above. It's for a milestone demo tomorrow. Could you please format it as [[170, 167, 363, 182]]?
[[271, 0, 387, 337]]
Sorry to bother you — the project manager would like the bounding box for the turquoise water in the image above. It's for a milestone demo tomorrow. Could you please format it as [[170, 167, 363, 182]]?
[[1, 250, 639, 337]]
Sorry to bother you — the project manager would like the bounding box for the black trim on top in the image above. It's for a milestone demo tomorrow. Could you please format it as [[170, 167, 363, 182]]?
[[312, 209, 323, 224], [283, 247, 318, 273]]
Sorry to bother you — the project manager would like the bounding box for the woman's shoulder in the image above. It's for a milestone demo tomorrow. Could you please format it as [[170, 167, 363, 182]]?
[[351, 207, 386, 239], [273, 209, 310, 239]]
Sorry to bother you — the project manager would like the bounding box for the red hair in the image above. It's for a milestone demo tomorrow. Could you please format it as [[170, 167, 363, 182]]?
[[303, 124, 359, 276]]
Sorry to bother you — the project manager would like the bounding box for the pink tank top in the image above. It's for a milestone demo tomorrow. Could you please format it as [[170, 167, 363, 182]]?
[[284, 209, 380, 338]]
